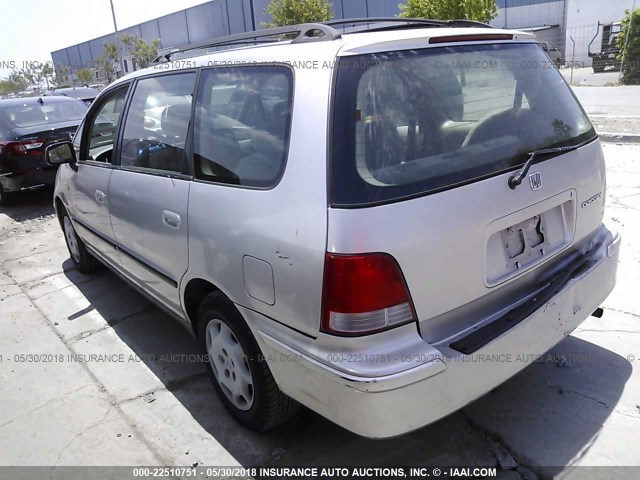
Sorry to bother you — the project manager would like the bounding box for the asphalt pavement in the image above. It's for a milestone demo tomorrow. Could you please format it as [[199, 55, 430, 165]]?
[[571, 85, 640, 142]]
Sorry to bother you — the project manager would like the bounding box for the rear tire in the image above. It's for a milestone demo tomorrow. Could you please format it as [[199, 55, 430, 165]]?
[[0, 185, 16, 207], [60, 207, 101, 273], [198, 291, 299, 431]]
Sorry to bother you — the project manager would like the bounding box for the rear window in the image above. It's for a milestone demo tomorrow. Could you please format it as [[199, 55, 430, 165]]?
[[331, 43, 596, 207], [0, 100, 87, 128]]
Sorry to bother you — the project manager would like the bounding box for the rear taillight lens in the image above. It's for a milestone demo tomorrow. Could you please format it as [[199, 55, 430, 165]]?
[[0, 139, 44, 156], [321, 252, 416, 336]]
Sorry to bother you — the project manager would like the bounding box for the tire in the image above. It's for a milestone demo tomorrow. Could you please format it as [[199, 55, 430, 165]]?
[[592, 59, 605, 73], [60, 207, 101, 273], [0, 184, 16, 207], [198, 291, 299, 431]]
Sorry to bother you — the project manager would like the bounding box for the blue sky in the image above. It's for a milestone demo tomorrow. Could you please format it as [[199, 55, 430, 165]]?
[[0, 0, 212, 78]]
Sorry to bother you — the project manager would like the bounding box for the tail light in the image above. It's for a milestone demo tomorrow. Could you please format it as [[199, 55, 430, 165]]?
[[321, 252, 416, 336], [0, 139, 45, 156]]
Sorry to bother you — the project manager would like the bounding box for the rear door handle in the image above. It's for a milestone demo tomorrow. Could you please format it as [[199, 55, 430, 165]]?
[[162, 210, 181, 230], [95, 190, 107, 204]]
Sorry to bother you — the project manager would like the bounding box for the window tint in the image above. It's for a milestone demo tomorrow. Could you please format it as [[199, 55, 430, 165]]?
[[84, 87, 129, 163], [194, 67, 293, 187], [120, 73, 196, 174], [332, 43, 595, 206]]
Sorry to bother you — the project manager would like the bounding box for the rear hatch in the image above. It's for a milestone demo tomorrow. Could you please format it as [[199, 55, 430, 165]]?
[[327, 38, 606, 349]]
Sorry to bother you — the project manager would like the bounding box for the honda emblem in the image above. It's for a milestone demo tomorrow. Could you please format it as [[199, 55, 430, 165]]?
[[529, 172, 542, 191]]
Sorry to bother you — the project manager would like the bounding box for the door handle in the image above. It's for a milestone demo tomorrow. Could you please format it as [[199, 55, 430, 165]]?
[[95, 190, 107, 204], [162, 210, 181, 230]]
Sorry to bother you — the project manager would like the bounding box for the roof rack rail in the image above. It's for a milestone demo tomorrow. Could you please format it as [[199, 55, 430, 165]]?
[[153, 23, 341, 63], [325, 17, 492, 30]]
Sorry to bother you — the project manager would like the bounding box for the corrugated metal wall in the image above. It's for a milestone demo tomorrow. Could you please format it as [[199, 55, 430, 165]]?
[[51, 0, 401, 78]]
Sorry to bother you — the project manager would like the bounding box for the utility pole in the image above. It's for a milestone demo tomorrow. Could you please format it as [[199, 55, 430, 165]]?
[[109, 0, 123, 80], [110, 0, 118, 32]]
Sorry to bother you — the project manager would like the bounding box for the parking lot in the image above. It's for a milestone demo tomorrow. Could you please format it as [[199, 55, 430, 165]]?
[[0, 141, 638, 478]]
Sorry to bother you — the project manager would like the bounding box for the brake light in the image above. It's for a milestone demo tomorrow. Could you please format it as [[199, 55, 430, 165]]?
[[429, 34, 513, 44], [321, 253, 416, 336], [0, 139, 45, 156]]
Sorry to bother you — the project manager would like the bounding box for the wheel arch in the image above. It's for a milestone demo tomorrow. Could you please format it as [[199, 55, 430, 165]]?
[[54, 195, 67, 227], [183, 277, 227, 337]]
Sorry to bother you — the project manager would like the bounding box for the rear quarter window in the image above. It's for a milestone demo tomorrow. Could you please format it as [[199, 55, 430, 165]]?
[[193, 66, 293, 188], [331, 43, 595, 207]]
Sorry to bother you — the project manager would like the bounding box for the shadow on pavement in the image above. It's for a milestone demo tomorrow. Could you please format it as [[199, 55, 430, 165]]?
[[63, 264, 630, 469], [0, 187, 55, 222], [464, 334, 632, 476]]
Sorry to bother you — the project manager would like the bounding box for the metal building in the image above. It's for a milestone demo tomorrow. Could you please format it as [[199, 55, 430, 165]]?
[[490, 0, 636, 66], [51, 0, 635, 82], [50, 0, 403, 82]]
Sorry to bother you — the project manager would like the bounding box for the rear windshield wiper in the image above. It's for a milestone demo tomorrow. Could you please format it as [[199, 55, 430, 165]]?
[[508, 144, 581, 190]]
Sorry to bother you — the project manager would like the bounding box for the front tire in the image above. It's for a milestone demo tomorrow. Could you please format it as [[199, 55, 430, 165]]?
[[60, 208, 101, 273], [198, 292, 299, 431]]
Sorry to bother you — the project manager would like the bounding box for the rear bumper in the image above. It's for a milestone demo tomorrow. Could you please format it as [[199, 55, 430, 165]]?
[[245, 224, 620, 438], [0, 168, 57, 192]]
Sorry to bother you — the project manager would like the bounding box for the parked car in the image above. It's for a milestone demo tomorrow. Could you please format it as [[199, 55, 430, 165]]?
[[46, 19, 620, 438], [0, 96, 87, 205], [540, 41, 563, 66], [44, 87, 99, 105]]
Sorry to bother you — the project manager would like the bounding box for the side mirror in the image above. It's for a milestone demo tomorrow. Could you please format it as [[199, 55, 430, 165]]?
[[45, 141, 76, 166]]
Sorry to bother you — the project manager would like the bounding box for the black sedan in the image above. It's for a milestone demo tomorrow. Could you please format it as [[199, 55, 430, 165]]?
[[44, 87, 99, 105], [0, 96, 87, 205]]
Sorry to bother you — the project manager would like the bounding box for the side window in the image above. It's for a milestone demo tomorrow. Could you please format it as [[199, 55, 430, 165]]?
[[193, 67, 293, 187], [83, 87, 129, 163], [120, 73, 196, 174]]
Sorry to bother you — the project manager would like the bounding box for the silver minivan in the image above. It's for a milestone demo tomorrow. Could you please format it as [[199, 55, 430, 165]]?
[[47, 19, 620, 438]]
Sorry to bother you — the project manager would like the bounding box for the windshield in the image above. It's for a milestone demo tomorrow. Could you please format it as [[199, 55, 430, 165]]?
[[331, 43, 596, 207], [0, 100, 88, 128]]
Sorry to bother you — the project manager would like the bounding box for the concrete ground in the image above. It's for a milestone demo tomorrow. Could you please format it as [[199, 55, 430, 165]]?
[[559, 66, 622, 87], [1, 144, 639, 479]]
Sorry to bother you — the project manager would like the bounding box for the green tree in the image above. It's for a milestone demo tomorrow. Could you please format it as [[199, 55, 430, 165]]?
[[94, 42, 121, 84], [19, 62, 47, 90], [121, 34, 161, 70], [42, 62, 54, 90], [0, 70, 28, 93], [264, 0, 334, 27], [398, 0, 498, 23], [76, 68, 94, 86], [50, 64, 71, 88], [617, 8, 640, 85]]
